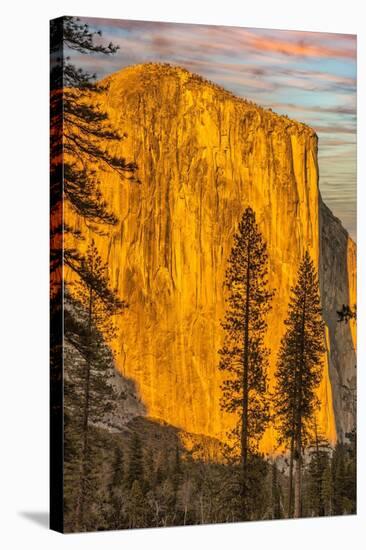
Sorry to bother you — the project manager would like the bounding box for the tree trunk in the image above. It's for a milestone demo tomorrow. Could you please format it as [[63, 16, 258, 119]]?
[[314, 419, 325, 516], [200, 496, 204, 524], [294, 427, 302, 518], [294, 291, 306, 519], [75, 287, 93, 531], [288, 431, 294, 518], [241, 242, 251, 519]]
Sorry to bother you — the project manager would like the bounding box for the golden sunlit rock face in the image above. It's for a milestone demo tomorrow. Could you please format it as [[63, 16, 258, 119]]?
[[66, 63, 356, 452]]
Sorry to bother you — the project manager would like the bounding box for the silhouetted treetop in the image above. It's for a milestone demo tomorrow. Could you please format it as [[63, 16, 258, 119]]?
[[336, 304, 357, 324]]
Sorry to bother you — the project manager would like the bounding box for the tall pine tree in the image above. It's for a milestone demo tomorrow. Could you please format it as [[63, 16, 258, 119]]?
[[219, 207, 273, 518], [50, 16, 137, 294], [66, 239, 127, 531], [273, 252, 325, 518], [50, 22, 137, 528]]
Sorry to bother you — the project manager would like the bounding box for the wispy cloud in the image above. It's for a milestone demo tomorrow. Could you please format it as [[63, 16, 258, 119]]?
[[68, 17, 356, 238]]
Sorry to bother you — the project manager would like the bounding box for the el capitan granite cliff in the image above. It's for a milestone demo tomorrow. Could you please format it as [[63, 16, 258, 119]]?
[[66, 63, 356, 451]]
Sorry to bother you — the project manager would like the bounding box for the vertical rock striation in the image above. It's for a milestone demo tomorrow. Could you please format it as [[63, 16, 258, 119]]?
[[319, 201, 357, 440], [66, 63, 356, 451]]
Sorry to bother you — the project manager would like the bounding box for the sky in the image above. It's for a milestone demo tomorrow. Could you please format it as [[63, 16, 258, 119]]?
[[69, 17, 357, 239]]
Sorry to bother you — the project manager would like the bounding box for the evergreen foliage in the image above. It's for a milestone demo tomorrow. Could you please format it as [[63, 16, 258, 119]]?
[[336, 304, 357, 324], [331, 434, 356, 515], [303, 420, 332, 516], [270, 461, 283, 519], [50, 16, 137, 291], [219, 207, 273, 517], [273, 252, 325, 518], [63, 240, 126, 531], [62, 415, 356, 532], [127, 432, 144, 489]]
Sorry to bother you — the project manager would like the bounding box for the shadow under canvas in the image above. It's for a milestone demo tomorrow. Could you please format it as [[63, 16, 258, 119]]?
[[19, 511, 49, 529]]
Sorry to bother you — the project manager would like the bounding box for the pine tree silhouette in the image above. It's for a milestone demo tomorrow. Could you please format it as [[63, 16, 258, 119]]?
[[273, 252, 325, 518], [50, 16, 138, 294], [336, 304, 356, 324], [219, 207, 273, 519], [66, 240, 127, 531], [49, 18, 139, 531]]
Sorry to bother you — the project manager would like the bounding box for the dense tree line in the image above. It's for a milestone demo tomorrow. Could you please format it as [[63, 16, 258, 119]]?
[[62, 417, 356, 531]]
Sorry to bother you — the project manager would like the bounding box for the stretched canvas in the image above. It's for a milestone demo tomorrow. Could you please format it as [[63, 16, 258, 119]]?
[[50, 16, 357, 533]]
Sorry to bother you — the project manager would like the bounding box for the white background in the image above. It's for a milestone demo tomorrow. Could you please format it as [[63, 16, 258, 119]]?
[[0, 0, 364, 548]]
